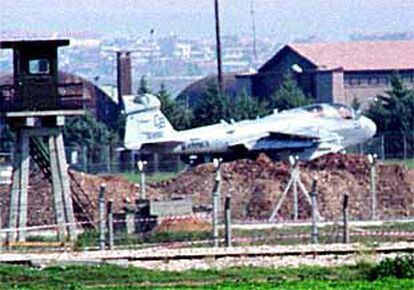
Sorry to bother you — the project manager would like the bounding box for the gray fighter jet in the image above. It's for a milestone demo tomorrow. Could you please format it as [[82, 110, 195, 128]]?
[[123, 94, 376, 163]]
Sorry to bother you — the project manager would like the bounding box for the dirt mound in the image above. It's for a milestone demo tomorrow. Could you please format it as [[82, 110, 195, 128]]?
[[69, 170, 160, 221], [0, 170, 159, 227], [154, 153, 414, 221], [0, 153, 412, 227]]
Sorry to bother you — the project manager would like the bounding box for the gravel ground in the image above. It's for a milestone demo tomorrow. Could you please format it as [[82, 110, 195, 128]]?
[[130, 253, 402, 271], [0, 243, 410, 270]]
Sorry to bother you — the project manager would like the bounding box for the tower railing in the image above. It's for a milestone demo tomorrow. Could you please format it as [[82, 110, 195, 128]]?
[[0, 82, 89, 112]]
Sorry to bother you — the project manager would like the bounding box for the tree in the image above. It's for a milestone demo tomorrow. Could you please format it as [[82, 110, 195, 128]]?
[[367, 75, 414, 134], [367, 75, 414, 157], [268, 73, 310, 111], [156, 84, 193, 130], [0, 124, 15, 152], [351, 97, 361, 110], [63, 113, 114, 164], [137, 75, 151, 95], [230, 89, 267, 121], [191, 83, 233, 127]]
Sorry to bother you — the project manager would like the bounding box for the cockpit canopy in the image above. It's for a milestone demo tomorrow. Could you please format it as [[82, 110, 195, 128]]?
[[295, 103, 356, 120]]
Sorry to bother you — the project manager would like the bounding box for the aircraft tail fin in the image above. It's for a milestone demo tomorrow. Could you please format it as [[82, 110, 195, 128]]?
[[123, 94, 176, 150]]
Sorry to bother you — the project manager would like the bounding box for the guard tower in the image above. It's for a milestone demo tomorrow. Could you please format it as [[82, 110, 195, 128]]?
[[0, 40, 85, 242]]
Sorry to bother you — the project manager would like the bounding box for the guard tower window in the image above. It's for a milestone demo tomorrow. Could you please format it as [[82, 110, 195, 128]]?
[[29, 59, 50, 75]]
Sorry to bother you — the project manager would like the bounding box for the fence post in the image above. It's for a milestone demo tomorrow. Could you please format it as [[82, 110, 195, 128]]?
[[368, 154, 377, 220], [107, 199, 114, 250], [292, 156, 299, 220], [224, 194, 232, 247], [137, 161, 147, 200], [212, 158, 222, 247], [82, 145, 88, 172], [99, 183, 106, 250], [381, 135, 385, 160], [106, 145, 111, 173], [342, 193, 350, 243], [403, 135, 407, 160], [310, 178, 318, 244], [0, 203, 2, 252]]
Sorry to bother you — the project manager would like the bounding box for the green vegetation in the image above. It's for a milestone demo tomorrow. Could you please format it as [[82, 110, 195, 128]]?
[[74, 221, 414, 250], [137, 75, 152, 95], [190, 84, 268, 127], [189, 74, 308, 128], [367, 75, 414, 135], [231, 221, 414, 246], [75, 229, 210, 250], [157, 83, 193, 130], [122, 171, 179, 184], [370, 255, 414, 280], [384, 158, 414, 169], [403, 159, 414, 169], [0, 255, 413, 289], [367, 75, 414, 156], [63, 112, 119, 168], [268, 73, 311, 111]]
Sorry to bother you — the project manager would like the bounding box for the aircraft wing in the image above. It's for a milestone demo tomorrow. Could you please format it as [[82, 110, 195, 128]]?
[[125, 139, 184, 151], [229, 128, 340, 151]]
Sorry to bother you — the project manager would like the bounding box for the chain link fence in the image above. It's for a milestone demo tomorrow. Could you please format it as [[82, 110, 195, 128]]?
[[0, 133, 413, 253]]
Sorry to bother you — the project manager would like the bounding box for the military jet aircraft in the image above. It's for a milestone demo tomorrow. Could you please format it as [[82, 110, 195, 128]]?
[[123, 94, 376, 163]]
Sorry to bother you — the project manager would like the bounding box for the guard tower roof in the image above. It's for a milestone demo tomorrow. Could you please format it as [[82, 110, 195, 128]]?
[[0, 39, 69, 49]]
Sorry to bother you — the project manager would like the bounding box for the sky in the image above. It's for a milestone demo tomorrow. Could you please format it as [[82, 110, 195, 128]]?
[[1, 0, 414, 42]]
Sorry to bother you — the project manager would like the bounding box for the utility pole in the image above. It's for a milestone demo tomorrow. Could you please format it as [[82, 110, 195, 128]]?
[[250, 0, 258, 66], [214, 0, 224, 96], [150, 29, 155, 76]]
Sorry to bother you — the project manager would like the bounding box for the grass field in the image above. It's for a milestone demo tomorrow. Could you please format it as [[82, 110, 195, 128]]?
[[383, 158, 414, 169], [122, 171, 179, 184], [0, 255, 412, 289], [404, 159, 414, 169]]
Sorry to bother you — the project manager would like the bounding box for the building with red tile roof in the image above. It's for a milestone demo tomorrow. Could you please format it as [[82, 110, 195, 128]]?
[[179, 40, 414, 107], [256, 40, 414, 104]]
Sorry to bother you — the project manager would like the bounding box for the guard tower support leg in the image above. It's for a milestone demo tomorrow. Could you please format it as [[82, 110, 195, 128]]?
[[8, 130, 30, 242], [7, 137, 22, 243], [49, 132, 68, 241], [48, 128, 76, 241], [17, 131, 30, 242], [55, 131, 76, 239]]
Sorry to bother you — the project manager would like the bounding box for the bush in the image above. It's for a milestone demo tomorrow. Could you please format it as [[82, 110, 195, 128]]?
[[75, 230, 99, 249], [370, 255, 414, 279], [145, 231, 210, 243]]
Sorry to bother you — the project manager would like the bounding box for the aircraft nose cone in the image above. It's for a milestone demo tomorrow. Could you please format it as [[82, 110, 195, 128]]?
[[361, 116, 377, 138]]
